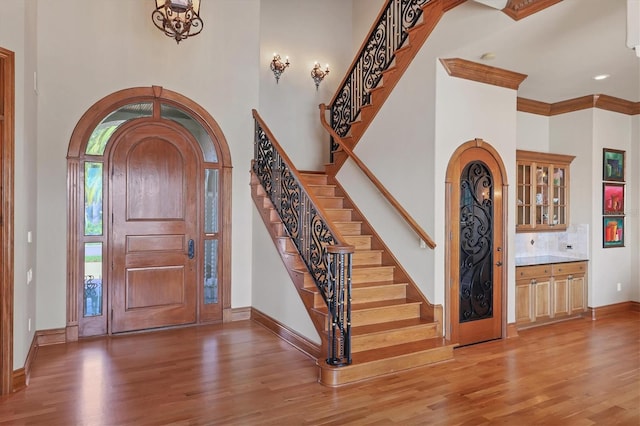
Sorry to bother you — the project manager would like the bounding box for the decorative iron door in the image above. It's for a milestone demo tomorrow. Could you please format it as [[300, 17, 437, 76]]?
[[450, 146, 504, 346], [459, 161, 494, 323]]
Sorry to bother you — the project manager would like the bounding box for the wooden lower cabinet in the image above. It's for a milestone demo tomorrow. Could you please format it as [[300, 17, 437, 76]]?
[[515, 261, 587, 327]]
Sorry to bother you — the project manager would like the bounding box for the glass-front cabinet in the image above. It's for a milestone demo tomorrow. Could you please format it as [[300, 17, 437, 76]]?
[[516, 150, 575, 232]]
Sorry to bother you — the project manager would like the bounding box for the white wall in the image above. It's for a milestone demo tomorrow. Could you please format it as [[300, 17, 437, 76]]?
[[549, 110, 594, 226], [251, 210, 319, 343], [352, 0, 386, 53], [0, 0, 38, 369], [258, 0, 352, 172], [34, 0, 261, 331], [589, 109, 633, 306], [516, 112, 549, 152]]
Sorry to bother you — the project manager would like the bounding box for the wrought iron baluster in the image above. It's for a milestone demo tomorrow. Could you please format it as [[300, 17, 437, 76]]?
[[252, 111, 354, 366]]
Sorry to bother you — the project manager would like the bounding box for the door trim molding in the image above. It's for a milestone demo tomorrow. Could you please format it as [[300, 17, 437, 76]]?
[[66, 86, 232, 340], [0, 47, 15, 395], [444, 138, 509, 344]]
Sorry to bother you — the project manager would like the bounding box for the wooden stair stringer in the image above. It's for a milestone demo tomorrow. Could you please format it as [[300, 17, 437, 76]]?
[[250, 172, 329, 352], [325, 0, 446, 176]]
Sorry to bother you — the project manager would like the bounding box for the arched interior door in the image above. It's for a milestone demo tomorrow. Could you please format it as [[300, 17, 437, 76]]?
[[110, 122, 199, 333], [446, 140, 507, 346]]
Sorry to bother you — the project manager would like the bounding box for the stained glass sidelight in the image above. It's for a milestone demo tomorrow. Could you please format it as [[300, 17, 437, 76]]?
[[459, 161, 494, 323], [84, 242, 103, 317], [204, 240, 218, 304], [204, 169, 219, 234], [84, 162, 103, 236]]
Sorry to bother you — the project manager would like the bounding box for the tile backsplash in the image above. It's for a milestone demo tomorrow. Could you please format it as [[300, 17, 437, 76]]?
[[515, 224, 589, 259]]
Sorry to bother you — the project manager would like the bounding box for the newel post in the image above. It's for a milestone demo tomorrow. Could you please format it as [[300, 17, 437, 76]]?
[[326, 244, 354, 366]]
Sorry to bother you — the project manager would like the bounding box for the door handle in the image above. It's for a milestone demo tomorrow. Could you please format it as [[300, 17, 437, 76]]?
[[188, 239, 195, 259]]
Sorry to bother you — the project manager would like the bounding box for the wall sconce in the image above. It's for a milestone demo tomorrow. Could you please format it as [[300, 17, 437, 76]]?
[[270, 54, 290, 83], [152, 0, 203, 44], [311, 62, 330, 90]]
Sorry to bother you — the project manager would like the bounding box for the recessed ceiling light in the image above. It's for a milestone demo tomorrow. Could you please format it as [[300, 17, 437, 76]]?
[[480, 52, 496, 60], [593, 74, 610, 80]]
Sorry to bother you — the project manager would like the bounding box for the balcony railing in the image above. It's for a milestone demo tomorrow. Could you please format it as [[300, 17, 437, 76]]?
[[328, 0, 431, 140]]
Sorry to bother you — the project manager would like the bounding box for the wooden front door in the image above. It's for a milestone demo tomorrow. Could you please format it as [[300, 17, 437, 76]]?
[[110, 122, 199, 333], [447, 141, 506, 346]]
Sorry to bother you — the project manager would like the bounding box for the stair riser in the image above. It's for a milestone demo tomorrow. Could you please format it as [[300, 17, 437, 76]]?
[[335, 222, 362, 235], [352, 251, 382, 266], [352, 267, 395, 284], [318, 346, 454, 387], [352, 284, 406, 303], [344, 235, 372, 250], [316, 198, 344, 208], [309, 186, 336, 197], [325, 209, 352, 221], [352, 304, 420, 326], [300, 174, 328, 185], [352, 324, 438, 353]]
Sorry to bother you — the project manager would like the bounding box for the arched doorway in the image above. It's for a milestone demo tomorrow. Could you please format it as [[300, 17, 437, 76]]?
[[445, 139, 508, 346], [66, 86, 232, 339]]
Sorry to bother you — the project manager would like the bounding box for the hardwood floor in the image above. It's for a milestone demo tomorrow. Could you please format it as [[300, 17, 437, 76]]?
[[0, 311, 638, 425]]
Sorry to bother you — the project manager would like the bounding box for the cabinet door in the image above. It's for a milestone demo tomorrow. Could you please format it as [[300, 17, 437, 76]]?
[[516, 162, 533, 229], [516, 280, 533, 324], [551, 165, 568, 227], [534, 279, 551, 320], [553, 277, 569, 317], [570, 275, 586, 314]]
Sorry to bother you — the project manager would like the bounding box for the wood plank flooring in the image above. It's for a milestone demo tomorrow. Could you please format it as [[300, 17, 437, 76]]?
[[0, 311, 638, 425]]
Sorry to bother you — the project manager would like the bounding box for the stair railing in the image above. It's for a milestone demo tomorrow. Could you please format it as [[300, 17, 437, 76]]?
[[252, 109, 354, 366], [328, 0, 431, 141], [319, 104, 436, 249]]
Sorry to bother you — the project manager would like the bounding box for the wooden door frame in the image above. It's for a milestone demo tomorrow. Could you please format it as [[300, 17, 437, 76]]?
[[0, 47, 15, 395], [66, 86, 233, 341], [445, 138, 509, 344]]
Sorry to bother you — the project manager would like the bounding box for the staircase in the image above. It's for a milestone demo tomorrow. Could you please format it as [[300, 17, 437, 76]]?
[[251, 170, 455, 386]]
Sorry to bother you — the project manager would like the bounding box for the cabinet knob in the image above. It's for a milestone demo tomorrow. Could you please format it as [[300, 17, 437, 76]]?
[[496, 261, 503, 267]]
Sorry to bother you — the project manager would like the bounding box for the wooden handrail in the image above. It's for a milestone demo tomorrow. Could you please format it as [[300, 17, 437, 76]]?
[[319, 104, 436, 249]]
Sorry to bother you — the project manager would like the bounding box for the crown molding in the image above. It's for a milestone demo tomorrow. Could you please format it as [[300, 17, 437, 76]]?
[[440, 58, 528, 90], [503, 0, 563, 21], [517, 95, 640, 116]]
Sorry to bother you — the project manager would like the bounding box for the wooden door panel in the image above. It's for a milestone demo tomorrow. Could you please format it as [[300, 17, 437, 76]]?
[[111, 123, 198, 334], [127, 235, 185, 252], [126, 266, 186, 308], [126, 139, 185, 220]]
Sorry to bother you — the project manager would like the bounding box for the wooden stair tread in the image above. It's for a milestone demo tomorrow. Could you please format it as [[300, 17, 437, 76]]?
[[351, 298, 420, 311], [351, 317, 435, 336], [351, 338, 451, 364], [351, 280, 404, 289], [312, 298, 418, 314]]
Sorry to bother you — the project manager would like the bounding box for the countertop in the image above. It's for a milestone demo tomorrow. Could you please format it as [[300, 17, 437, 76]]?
[[515, 255, 589, 267]]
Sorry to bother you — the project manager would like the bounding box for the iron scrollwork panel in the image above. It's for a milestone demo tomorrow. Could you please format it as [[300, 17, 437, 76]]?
[[330, 0, 431, 139], [459, 161, 494, 323]]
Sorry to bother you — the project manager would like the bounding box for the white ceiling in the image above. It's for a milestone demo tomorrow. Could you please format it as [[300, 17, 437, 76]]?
[[442, 0, 640, 103]]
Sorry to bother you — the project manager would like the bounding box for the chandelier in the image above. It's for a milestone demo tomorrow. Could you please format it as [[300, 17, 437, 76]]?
[[152, 0, 203, 44]]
